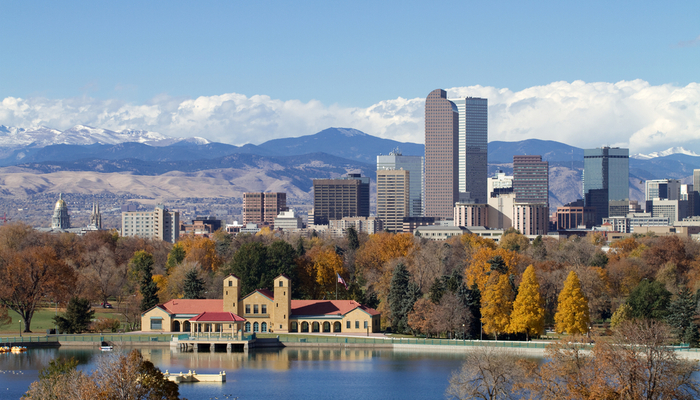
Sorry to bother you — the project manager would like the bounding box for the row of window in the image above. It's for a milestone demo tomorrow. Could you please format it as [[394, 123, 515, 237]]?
[[244, 322, 267, 332], [287, 320, 369, 333], [245, 304, 267, 314]]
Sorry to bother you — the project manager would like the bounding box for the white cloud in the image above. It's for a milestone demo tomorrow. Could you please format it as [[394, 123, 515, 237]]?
[[1, 79, 699, 153]]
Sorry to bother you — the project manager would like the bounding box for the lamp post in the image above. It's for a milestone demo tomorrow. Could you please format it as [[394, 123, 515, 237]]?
[[19, 319, 22, 337], [462, 324, 465, 342], [480, 320, 483, 341]]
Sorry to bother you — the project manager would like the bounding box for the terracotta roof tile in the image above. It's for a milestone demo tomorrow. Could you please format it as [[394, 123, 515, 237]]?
[[189, 312, 246, 322], [291, 300, 380, 317], [161, 299, 223, 314]]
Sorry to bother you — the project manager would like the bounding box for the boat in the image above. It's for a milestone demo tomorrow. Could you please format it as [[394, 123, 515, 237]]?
[[10, 346, 27, 353]]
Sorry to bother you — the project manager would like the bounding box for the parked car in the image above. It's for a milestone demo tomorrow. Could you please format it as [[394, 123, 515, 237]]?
[[101, 302, 113, 309]]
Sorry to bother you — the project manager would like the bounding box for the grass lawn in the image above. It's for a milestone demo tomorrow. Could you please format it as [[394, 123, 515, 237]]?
[[0, 307, 130, 335]]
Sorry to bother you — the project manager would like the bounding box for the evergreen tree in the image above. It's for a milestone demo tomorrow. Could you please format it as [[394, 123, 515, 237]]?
[[183, 268, 205, 299], [554, 271, 590, 335], [131, 251, 159, 313], [296, 236, 306, 257], [488, 255, 508, 275], [347, 226, 360, 251], [509, 265, 544, 340], [457, 283, 482, 339], [224, 242, 268, 296], [388, 263, 421, 333], [481, 273, 513, 340], [429, 277, 445, 304], [667, 288, 697, 342], [684, 322, 700, 348], [53, 297, 94, 334], [627, 279, 671, 320]]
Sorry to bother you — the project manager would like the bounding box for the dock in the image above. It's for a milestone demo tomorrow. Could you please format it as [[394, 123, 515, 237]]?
[[164, 370, 225, 383]]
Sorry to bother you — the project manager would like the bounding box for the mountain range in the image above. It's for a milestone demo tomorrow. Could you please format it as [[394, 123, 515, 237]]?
[[1, 125, 699, 211]]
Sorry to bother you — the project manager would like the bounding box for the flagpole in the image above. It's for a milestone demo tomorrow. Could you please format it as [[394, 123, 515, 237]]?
[[336, 277, 338, 300]]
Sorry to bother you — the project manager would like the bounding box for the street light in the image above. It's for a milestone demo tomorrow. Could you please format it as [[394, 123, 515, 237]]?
[[19, 319, 22, 337]]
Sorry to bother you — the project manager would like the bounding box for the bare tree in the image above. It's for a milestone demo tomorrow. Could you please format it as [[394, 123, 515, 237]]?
[[446, 347, 524, 400]]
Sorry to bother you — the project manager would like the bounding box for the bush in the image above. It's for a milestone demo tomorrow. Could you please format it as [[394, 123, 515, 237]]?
[[93, 318, 121, 333]]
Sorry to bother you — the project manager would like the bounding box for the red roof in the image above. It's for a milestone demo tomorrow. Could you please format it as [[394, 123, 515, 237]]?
[[291, 300, 380, 317], [242, 288, 274, 301], [189, 312, 245, 322], [160, 299, 223, 314]]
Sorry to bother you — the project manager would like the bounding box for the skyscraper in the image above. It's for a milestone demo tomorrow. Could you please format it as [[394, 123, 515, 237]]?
[[376, 169, 410, 232], [312, 174, 370, 225], [452, 97, 488, 203], [513, 155, 549, 205], [424, 89, 459, 219], [377, 149, 423, 216], [424, 89, 488, 219], [243, 192, 287, 225], [583, 147, 629, 224]]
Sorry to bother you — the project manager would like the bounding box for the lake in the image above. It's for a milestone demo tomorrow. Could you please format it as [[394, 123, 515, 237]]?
[[0, 346, 469, 399]]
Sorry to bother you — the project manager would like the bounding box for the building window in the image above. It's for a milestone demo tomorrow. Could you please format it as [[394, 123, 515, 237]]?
[[355, 321, 359, 329], [253, 322, 259, 332], [279, 280, 283, 287], [228, 281, 232, 287], [150, 319, 162, 330], [261, 322, 267, 332], [301, 322, 309, 332], [312, 322, 320, 332], [346, 321, 351, 329], [364, 321, 368, 329], [245, 322, 251, 332], [254, 304, 259, 314], [245, 304, 250, 314], [262, 305, 267, 314]]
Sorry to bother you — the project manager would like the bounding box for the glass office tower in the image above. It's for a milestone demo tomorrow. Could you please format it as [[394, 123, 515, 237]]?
[[583, 147, 629, 224], [451, 97, 488, 203], [377, 150, 423, 217]]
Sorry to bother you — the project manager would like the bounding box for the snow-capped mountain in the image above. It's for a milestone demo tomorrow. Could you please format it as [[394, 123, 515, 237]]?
[[631, 147, 700, 160], [0, 124, 205, 148]]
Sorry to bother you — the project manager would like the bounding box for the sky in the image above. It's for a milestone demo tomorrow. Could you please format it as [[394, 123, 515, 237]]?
[[1, 1, 699, 154]]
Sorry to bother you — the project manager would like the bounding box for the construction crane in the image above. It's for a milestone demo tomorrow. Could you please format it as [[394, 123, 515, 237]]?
[[0, 212, 10, 225]]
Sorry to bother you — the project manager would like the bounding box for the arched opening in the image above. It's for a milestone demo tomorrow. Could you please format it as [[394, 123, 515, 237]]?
[[301, 322, 309, 333], [333, 322, 341, 332], [290, 322, 298, 332], [245, 322, 251, 332], [183, 321, 191, 332], [323, 322, 330, 332], [253, 322, 259, 333], [261, 322, 267, 333], [172, 320, 181, 332], [312, 322, 320, 333]]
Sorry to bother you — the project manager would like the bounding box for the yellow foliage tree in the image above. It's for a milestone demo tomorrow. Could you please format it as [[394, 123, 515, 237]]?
[[508, 265, 544, 339], [460, 233, 497, 251], [152, 274, 169, 303], [554, 271, 590, 335], [466, 247, 520, 293], [481, 273, 513, 340], [306, 246, 346, 296], [177, 235, 222, 271]]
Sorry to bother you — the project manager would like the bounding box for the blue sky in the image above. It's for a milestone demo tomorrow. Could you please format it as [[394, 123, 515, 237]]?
[[1, 1, 699, 152]]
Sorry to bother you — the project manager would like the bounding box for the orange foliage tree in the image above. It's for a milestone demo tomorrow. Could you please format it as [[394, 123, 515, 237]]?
[[465, 247, 520, 293], [177, 234, 222, 271]]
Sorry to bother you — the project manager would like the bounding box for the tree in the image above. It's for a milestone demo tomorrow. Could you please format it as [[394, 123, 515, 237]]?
[[446, 346, 524, 400], [667, 288, 698, 344], [627, 279, 671, 320], [81, 245, 125, 308], [408, 297, 438, 337], [53, 297, 94, 334], [388, 263, 421, 333], [610, 303, 632, 328], [165, 243, 186, 271], [131, 251, 159, 313], [481, 274, 513, 340], [347, 225, 360, 251], [554, 271, 590, 335], [182, 268, 205, 299], [509, 265, 544, 340], [224, 241, 268, 296], [466, 247, 520, 293]]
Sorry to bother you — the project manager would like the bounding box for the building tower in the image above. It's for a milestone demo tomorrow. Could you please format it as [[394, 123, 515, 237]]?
[[376, 169, 410, 232], [51, 193, 70, 229], [272, 274, 291, 333], [312, 174, 370, 225], [513, 155, 549, 205], [87, 202, 102, 230], [243, 192, 287, 225], [424, 89, 459, 219], [583, 147, 629, 225], [223, 274, 241, 317], [452, 97, 488, 203], [377, 149, 423, 216]]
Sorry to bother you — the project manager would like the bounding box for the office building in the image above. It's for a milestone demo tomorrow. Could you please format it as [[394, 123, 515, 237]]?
[[424, 89, 459, 219], [557, 204, 596, 230], [454, 203, 488, 227], [513, 155, 549, 205], [583, 147, 629, 224], [377, 169, 410, 232], [451, 96, 488, 203], [274, 210, 304, 231], [488, 171, 513, 197], [313, 174, 370, 225], [513, 203, 549, 235], [243, 192, 287, 225], [648, 199, 688, 224], [122, 205, 179, 243], [377, 149, 423, 216], [645, 179, 681, 201]]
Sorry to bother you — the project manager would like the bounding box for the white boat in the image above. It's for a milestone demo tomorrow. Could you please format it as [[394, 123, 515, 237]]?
[[100, 346, 113, 351]]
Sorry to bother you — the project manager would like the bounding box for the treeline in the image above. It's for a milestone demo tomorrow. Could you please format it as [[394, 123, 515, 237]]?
[[2, 222, 700, 340]]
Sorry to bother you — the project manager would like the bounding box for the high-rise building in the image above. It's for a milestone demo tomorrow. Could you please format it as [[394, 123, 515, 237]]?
[[583, 147, 629, 225], [376, 169, 410, 233], [121, 205, 179, 243], [424, 89, 459, 219], [645, 179, 681, 201], [243, 192, 287, 225], [312, 174, 370, 225], [451, 97, 488, 203], [513, 155, 549, 205], [377, 149, 423, 216], [513, 203, 549, 235]]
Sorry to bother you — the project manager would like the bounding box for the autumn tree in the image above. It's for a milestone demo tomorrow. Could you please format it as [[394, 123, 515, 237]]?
[[178, 234, 222, 271], [388, 263, 421, 333], [509, 265, 544, 340], [165, 243, 186, 271], [610, 303, 632, 328], [554, 271, 589, 335], [446, 346, 524, 400], [80, 245, 125, 307], [408, 298, 438, 337], [466, 247, 520, 293], [481, 274, 513, 340], [131, 251, 159, 313]]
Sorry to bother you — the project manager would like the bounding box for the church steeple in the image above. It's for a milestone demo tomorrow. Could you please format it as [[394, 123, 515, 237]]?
[[88, 202, 102, 230]]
